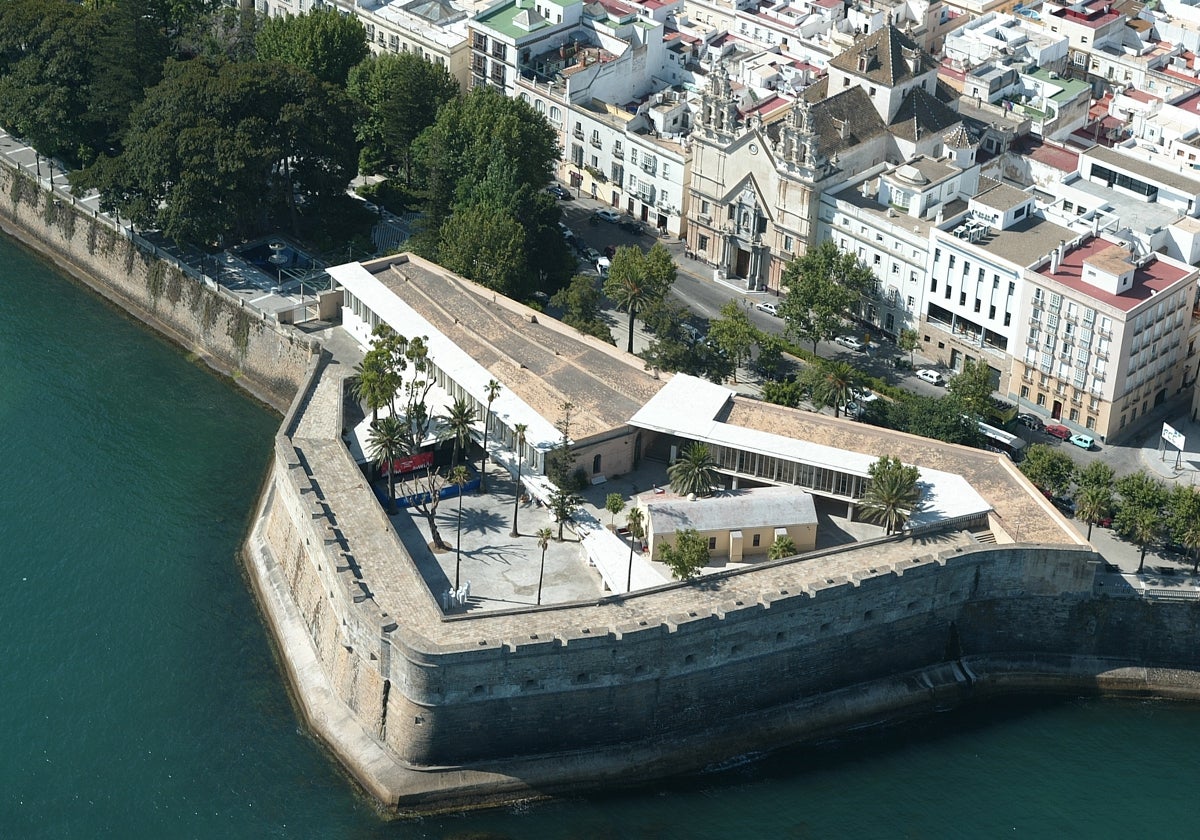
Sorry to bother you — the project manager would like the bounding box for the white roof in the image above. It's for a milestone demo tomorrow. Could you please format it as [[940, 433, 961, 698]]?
[[629, 375, 991, 526], [328, 261, 562, 452]]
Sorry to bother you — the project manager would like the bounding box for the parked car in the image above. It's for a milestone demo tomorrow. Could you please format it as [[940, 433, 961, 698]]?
[[755, 301, 779, 317], [835, 335, 865, 351], [1016, 413, 1043, 431], [1045, 424, 1071, 440], [618, 218, 645, 235], [597, 256, 611, 277], [916, 369, 945, 386], [582, 247, 601, 264], [546, 184, 572, 200], [593, 209, 620, 224], [1069, 433, 1095, 450], [681, 323, 704, 344], [850, 387, 878, 403], [844, 401, 864, 419], [557, 221, 574, 241]]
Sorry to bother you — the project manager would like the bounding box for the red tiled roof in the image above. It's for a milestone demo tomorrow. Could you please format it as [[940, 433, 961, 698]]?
[[1174, 89, 1200, 116], [1037, 238, 1193, 312], [1123, 88, 1157, 103], [1026, 141, 1079, 173]]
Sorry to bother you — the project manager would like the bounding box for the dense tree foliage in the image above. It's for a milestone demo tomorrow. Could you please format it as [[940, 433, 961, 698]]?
[[658, 528, 710, 580], [551, 274, 613, 343], [1019, 444, 1077, 497], [778, 241, 874, 355], [946, 358, 996, 418], [707, 300, 759, 382], [603, 242, 676, 353], [75, 56, 359, 244], [347, 51, 459, 179], [255, 8, 367, 86], [667, 443, 719, 497], [861, 455, 922, 534], [1114, 471, 1167, 572], [869, 393, 985, 447]]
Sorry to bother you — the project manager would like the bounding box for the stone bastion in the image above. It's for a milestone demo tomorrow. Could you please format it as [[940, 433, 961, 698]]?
[[244, 351, 1200, 815]]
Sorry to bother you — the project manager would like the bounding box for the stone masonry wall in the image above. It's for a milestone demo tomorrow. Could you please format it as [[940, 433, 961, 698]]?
[[0, 164, 314, 410]]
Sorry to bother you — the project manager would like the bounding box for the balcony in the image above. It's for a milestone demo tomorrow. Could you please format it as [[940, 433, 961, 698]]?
[[573, 129, 584, 140], [590, 137, 602, 149], [613, 145, 624, 159]]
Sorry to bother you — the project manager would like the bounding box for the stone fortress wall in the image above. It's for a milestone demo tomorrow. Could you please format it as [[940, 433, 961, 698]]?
[[0, 163, 315, 411], [251, 356, 1200, 813]]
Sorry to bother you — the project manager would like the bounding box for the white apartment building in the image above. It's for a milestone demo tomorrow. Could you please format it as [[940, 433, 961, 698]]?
[[920, 183, 1075, 392], [944, 12, 1068, 72], [1013, 235, 1199, 442]]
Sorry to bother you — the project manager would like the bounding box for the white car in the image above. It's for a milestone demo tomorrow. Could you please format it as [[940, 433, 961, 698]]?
[[593, 209, 620, 224], [835, 335, 865, 351], [755, 302, 779, 317], [916, 369, 945, 386], [850, 387, 878, 403], [596, 256, 611, 277]]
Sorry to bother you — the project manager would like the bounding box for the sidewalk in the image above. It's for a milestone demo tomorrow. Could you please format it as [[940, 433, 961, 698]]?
[[1136, 413, 1200, 484]]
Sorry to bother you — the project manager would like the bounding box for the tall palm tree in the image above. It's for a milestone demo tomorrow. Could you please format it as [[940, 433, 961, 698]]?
[[445, 396, 474, 468], [449, 465, 470, 590], [1075, 483, 1112, 541], [367, 416, 409, 515], [812, 361, 857, 418], [668, 442, 719, 497], [861, 456, 921, 535], [351, 353, 392, 426], [1131, 507, 1161, 574], [535, 527, 553, 605], [768, 534, 797, 560], [479, 379, 501, 493], [625, 507, 645, 592], [606, 268, 651, 354], [510, 422, 528, 538]]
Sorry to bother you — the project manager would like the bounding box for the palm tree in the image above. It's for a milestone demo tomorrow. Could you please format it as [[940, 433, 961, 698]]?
[[367, 416, 409, 515], [625, 506, 645, 592], [1075, 484, 1112, 541], [449, 465, 470, 590], [445, 396, 474, 468], [861, 456, 921, 535], [1131, 507, 1161, 574], [812, 361, 857, 418], [479, 379, 501, 493], [510, 422, 528, 538], [768, 534, 796, 560], [668, 442, 719, 497], [606, 269, 651, 354], [351, 353, 392, 426], [535, 527, 553, 605]]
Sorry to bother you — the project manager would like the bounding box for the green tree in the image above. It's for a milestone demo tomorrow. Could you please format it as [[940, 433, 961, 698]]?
[[437, 200, 531, 297], [509, 422, 528, 538], [605, 492, 626, 528], [1166, 485, 1200, 572], [808, 360, 857, 418], [367, 415, 409, 515], [899, 328, 919, 369], [546, 401, 582, 491], [707, 300, 760, 382], [658, 528, 709, 580], [76, 56, 359, 244], [768, 534, 797, 560], [1019, 444, 1077, 497], [861, 455, 922, 534], [1075, 483, 1113, 541], [535, 527, 553, 605], [478, 379, 501, 493], [625, 506, 645, 591], [1076, 461, 1115, 493], [255, 7, 367, 86], [445, 396, 474, 468], [347, 50, 459, 180], [946, 358, 995, 418], [449, 465, 470, 590], [604, 246, 654, 354], [777, 241, 869, 355], [875, 394, 985, 447], [349, 350, 393, 426], [552, 273, 612, 342], [548, 487, 580, 542], [668, 442, 719, 497], [1113, 470, 1167, 573]]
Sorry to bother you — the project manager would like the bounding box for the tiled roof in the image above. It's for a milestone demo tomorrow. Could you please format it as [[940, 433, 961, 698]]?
[[943, 123, 976, 149], [888, 85, 961, 142], [801, 85, 889, 156], [829, 25, 939, 86]]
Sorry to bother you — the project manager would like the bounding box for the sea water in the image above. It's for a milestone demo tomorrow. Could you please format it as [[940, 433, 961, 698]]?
[[2, 231, 1196, 839]]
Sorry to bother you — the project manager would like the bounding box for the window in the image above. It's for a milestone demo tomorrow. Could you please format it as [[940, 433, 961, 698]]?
[[698, 234, 709, 252], [783, 235, 793, 252], [1037, 393, 1047, 406], [708, 537, 716, 550], [1086, 416, 1096, 430], [931, 276, 937, 292], [989, 305, 996, 319], [549, 106, 561, 125], [960, 291, 967, 306], [752, 534, 761, 547], [1020, 385, 1029, 399], [1069, 408, 1079, 422], [949, 255, 956, 269], [934, 248, 941, 263]]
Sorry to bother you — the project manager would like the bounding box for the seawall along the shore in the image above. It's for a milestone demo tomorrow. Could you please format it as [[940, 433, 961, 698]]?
[[0, 162, 315, 413]]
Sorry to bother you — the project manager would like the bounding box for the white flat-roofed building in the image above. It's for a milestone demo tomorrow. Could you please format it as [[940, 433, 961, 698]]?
[[921, 180, 1076, 392], [1013, 235, 1200, 442], [1079, 144, 1200, 218], [944, 12, 1068, 73]]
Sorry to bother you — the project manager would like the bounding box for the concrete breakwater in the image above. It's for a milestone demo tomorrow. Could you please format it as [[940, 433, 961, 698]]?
[[0, 163, 315, 412], [245, 352, 1200, 815]]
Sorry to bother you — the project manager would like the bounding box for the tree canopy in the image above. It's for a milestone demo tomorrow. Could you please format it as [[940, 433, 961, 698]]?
[[861, 455, 922, 534], [667, 442, 719, 497], [706, 300, 760, 382], [946, 358, 996, 418], [658, 528, 709, 580], [603, 242, 677, 353], [1019, 444, 1076, 498], [256, 8, 367, 86], [778, 241, 874, 354]]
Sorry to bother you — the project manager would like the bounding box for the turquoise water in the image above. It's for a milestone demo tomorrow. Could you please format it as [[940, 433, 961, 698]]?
[[2, 230, 1198, 838]]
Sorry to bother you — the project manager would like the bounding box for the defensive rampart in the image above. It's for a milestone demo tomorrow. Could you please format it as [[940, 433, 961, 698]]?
[[247, 355, 1200, 815], [0, 163, 314, 411]]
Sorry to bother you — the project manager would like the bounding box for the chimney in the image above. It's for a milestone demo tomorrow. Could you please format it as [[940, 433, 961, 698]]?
[[1091, 215, 1100, 237], [1049, 247, 1061, 274]]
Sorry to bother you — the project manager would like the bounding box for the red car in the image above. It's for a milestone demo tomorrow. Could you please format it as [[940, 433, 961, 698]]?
[[1045, 424, 1071, 440]]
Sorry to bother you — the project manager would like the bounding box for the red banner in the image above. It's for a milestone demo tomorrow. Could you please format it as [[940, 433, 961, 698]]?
[[382, 450, 434, 476]]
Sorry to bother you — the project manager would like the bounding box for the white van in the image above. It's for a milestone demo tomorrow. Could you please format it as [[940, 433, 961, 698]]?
[[916, 369, 945, 386], [596, 256, 611, 277]]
